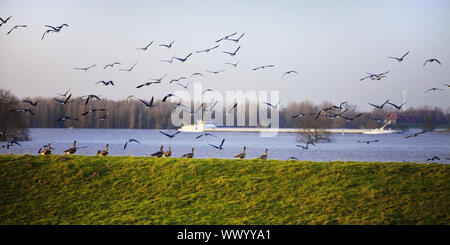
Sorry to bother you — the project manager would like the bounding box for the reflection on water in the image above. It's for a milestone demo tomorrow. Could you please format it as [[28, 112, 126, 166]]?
[[1, 128, 449, 163]]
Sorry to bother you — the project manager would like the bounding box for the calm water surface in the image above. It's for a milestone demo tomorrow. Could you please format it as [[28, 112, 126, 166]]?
[[1, 128, 449, 163]]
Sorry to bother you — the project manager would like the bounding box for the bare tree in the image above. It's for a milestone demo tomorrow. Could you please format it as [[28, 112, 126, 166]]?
[[0, 89, 29, 141]]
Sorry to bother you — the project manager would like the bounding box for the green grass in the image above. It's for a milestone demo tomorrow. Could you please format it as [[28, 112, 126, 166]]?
[[0, 154, 449, 225]]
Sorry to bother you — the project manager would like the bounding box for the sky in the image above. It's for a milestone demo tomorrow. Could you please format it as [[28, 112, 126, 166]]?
[[0, 0, 449, 112]]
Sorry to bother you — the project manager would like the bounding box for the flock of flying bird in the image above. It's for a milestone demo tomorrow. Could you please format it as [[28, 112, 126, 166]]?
[[1, 15, 448, 162]]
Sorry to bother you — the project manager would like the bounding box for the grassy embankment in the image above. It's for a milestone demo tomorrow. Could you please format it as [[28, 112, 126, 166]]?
[[0, 154, 448, 225]]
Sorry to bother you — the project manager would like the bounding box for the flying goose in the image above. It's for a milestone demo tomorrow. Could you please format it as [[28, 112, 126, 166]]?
[[357, 140, 379, 144], [264, 100, 281, 109], [40, 142, 52, 155], [206, 70, 225, 74], [174, 52, 192, 62], [225, 59, 241, 67], [161, 56, 175, 63], [6, 25, 27, 35], [56, 89, 71, 97], [54, 93, 72, 104], [136, 41, 153, 51], [226, 32, 245, 43], [159, 40, 174, 48], [2, 140, 21, 149], [151, 146, 164, 157], [282, 70, 300, 79], [234, 146, 246, 159], [387, 102, 405, 110], [426, 156, 440, 163], [23, 100, 39, 107], [97, 144, 109, 156], [82, 108, 106, 116], [57, 116, 78, 122], [196, 133, 217, 139], [423, 59, 441, 67], [368, 99, 390, 109], [209, 138, 225, 150], [169, 76, 187, 84], [45, 24, 68, 31], [175, 81, 190, 89], [215, 32, 237, 42], [119, 62, 137, 72], [162, 94, 179, 102], [138, 96, 155, 109], [287, 157, 299, 161], [222, 46, 240, 56], [181, 147, 194, 158], [95, 114, 108, 121], [159, 130, 181, 138], [80, 94, 101, 105], [225, 102, 238, 115], [440, 83, 449, 88], [190, 72, 204, 78], [359, 71, 389, 81], [0, 16, 12, 27], [123, 139, 141, 149], [96, 80, 114, 86], [196, 45, 219, 53], [10, 108, 35, 116], [339, 113, 362, 121], [387, 51, 409, 62], [425, 88, 443, 93], [296, 141, 315, 150], [163, 146, 172, 157], [103, 62, 121, 70], [258, 148, 268, 160], [74, 64, 96, 71], [252, 65, 274, 71], [136, 81, 161, 88]]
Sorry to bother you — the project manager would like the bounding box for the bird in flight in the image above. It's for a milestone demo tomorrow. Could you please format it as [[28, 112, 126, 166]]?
[[225, 102, 238, 115], [6, 25, 27, 35], [81, 108, 106, 116], [10, 108, 35, 116], [74, 64, 96, 71], [226, 32, 245, 43], [57, 89, 71, 97], [426, 156, 440, 163], [190, 72, 204, 78], [225, 59, 241, 67], [404, 130, 426, 138], [387, 102, 405, 110], [169, 76, 186, 84], [196, 133, 217, 139], [2, 140, 21, 150], [209, 138, 225, 150], [139, 96, 155, 109], [423, 58, 441, 67], [57, 116, 78, 122], [282, 70, 300, 79], [339, 113, 362, 122], [368, 99, 390, 109], [161, 56, 175, 64], [136, 41, 153, 51], [360, 71, 389, 81], [174, 52, 193, 62], [159, 130, 181, 138], [96, 80, 114, 86], [23, 100, 39, 107], [175, 81, 190, 90], [159, 40, 174, 48], [292, 112, 314, 118], [42, 24, 69, 40], [201, 88, 215, 95], [296, 141, 315, 150], [222, 46, 240, 56], [136, 81, 161, 88], [387, 51, 409, 62], [162, 94, 179, 102], [216, 32, 237, 42], [54, 93, 72, 104], [150, 74, 167, 83], [123, 139, 141, 149], [119, 62, 137, 72], [196, 45, 219, 53], [252, 65, 274, 71], [424, 88, 443, 93], [441, 83, 450, 88], [357, 140, 380, 144], [104, 62, 121, 70], [206, 70, 225, 75], [80, 94, 101, 105], [0, 16, 12, 27], [264, 100, 281, 109]]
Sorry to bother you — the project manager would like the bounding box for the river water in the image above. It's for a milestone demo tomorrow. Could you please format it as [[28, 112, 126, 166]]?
[[1, 128, 449, 163]]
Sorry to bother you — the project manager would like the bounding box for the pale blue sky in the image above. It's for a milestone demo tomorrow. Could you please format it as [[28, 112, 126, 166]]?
[[0, 0, 449, 111]]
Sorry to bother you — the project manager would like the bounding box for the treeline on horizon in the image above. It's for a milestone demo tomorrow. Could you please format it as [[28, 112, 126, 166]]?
[[12, 95, 450, 130]]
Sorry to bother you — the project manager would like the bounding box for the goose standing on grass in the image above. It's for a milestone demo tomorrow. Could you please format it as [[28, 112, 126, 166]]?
[[64, 140, 78, 155], [181, 147, 194, 158], [151, 146, 164, 157], [234, 146, 246, 159], [258, 148, 268, 160], [163, 146, 172, 157], [97, 144, 109, 156], [40, 142, 52, 155]]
